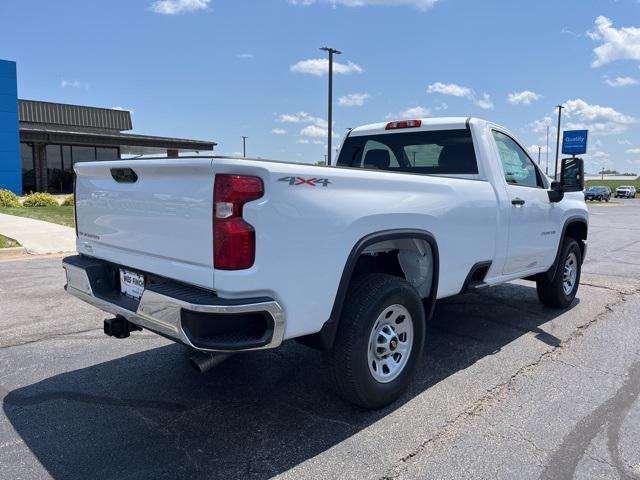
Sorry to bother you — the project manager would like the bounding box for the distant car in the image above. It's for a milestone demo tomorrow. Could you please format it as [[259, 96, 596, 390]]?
[[584, 186, 611, 202], [615, 185, 636, 198]]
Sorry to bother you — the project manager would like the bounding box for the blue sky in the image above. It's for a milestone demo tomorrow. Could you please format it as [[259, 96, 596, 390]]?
[[1, 0, 639, 172]]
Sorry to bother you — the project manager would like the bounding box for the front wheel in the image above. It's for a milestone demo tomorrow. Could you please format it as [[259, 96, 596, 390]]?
[[326, 273, 426, 409], [536, 239, 582, 308]]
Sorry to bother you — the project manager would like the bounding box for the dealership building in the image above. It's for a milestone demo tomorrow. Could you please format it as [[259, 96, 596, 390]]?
[[0, 59, 216, 194]]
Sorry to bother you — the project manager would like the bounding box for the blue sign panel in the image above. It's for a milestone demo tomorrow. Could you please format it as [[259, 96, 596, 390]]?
[[562, 130, 588, 155], [0, 59, 21, 194]]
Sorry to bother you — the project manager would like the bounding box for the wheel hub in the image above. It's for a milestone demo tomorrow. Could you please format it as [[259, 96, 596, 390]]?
[[562, 251, 578, 296], [368, 304, 414, 384]]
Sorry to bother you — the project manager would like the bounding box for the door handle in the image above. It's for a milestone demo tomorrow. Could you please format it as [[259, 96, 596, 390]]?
[[511, 198, 525, 207]]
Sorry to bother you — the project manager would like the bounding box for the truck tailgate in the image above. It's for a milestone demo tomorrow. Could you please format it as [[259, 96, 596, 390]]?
[[74, 159, 216, 289]]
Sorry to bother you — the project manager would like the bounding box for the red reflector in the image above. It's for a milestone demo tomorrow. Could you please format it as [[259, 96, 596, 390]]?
[[385, 119, 422, 130], [214, 174, 263, 270]]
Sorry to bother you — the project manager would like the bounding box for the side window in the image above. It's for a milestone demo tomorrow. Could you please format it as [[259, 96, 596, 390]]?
[[492, 130, 543, 188]]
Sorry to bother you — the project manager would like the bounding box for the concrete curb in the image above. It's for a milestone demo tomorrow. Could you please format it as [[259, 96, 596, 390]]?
[[0, 246, 28, 259]]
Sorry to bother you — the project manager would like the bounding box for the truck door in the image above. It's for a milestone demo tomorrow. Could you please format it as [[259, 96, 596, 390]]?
[[492, 130, 557, 275]]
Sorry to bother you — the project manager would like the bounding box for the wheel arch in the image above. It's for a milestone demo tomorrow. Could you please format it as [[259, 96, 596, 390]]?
[[298, 229, 440, 350], [546, 216, 588, 280]]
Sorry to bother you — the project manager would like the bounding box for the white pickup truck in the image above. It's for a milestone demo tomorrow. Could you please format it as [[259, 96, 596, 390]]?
[[63, 117, 588, 408]]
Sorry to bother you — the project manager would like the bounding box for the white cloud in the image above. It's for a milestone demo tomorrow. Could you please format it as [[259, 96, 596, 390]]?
[[562, 98, 636, 136], [271, 128, 287, 135], [276, 111, 328, 128], [150, 0, 210, 14], [626, 148, 640, 154], [561, 27, 582, 38], [297, 139, 310, 144], [112, 106, 134, 114], [587, 16, 640, 67], [527, 145, 550, 155], [386, 106, 431, 119], [508, 90, 542, 105], [312, 140, 324, 145], [288, 0, 438, 10], [237, 53, 254, 59], [61, 79, 88, 89], [604, 76, 638, 87], [433, 101, 448, 111], [618, 139, 633, 146], [300, 125, 328, 137], [338, 93, 370, 107], [290, 58, 363, 76], [475, 93, 494, 110], [426, 82, 473, 98]]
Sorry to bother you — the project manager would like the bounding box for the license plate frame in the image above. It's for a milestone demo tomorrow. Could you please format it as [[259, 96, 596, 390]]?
[[119, 269, 145, 300]]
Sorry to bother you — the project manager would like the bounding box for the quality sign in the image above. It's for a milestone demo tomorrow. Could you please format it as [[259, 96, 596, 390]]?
[[562, 130, 588, 155]]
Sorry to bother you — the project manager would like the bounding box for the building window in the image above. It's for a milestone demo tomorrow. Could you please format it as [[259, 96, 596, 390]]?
[[72, 146, 96, 163], [46, 145, 64, 192], [96, 147, 119, 160], [21, 143, 35, 194]]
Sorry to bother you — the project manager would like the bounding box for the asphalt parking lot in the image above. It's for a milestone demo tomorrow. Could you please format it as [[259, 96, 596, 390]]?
[[1, 200, 640, 480]]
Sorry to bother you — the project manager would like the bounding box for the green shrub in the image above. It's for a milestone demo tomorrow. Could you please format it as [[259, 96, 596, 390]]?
[[0, 189, 21, 208], [23, 192, 60, 208], [61, 194, 74, 207]]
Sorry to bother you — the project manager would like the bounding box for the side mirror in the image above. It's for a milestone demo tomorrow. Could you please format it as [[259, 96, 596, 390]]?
[[548, 181, 564, 203], [560, 157, 584, 192]]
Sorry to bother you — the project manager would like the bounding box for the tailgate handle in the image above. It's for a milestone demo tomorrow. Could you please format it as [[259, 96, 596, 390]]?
[[111, 168, 138, 183]]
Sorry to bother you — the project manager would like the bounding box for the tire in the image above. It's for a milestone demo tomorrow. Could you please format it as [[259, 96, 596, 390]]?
[[325, 273, 426, 409], [536, 239, 582, 308], [605, 197, 610, 202]]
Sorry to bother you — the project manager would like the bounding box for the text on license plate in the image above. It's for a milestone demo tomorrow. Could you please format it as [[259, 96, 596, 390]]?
[[120, 269, 145, 300]]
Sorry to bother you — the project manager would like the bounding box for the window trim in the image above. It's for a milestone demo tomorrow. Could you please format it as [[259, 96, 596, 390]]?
[[491, 129, 548, 190]]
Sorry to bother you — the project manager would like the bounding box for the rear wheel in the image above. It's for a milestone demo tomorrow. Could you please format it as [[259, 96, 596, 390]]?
[[536, 239, 582, 308], [326, 273, 425, 409]]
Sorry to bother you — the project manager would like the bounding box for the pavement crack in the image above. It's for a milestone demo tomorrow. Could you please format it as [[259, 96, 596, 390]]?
[[379, 289, 631, 480], [0, 327, 105, 349]]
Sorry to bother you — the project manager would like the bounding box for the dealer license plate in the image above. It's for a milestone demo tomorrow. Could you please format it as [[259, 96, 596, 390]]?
[[120, 269, 145, 300]]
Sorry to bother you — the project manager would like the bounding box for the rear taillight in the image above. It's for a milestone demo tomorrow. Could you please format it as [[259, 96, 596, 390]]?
[[73, 173, 78, 238], [385, 119, 422, 130], [214, 174, 263, 270]]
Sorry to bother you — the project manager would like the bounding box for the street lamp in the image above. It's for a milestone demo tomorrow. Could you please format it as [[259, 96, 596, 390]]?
[[241, 136, 248, 158], [538, 146, 541, 165], [320, 46, 342, 167], [554, 105, 564, 180]]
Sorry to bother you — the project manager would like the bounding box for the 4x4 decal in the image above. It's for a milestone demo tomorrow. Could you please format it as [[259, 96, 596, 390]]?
[[278, 176, 331, 187]]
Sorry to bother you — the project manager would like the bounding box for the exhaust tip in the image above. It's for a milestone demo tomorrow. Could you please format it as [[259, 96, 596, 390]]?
[[190, 352, 232, 373]]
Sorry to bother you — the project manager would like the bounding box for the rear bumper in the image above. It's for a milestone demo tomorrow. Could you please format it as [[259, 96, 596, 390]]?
[[62, 255, 285, 353]]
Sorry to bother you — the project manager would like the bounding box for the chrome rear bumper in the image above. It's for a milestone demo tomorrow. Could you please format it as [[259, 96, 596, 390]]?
[[63, 256, 285, 353]]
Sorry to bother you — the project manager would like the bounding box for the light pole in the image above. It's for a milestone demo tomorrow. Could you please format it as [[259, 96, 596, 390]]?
[[538, 146, 541, 165], [320, 46, 342, 167], [241, 136, 248, 158], [546, 125, 549, 175], [554, 105, 564, 180]]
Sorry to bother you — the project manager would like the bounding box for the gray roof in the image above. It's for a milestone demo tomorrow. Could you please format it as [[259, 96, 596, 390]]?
[[19, 99, 133, 131], [20, 124, 215, 151]]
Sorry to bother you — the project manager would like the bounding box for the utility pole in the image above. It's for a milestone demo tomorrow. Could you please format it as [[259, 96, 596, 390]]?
[[241, 136, 248, 158], [554, 105, 564, 180], [546, 126, 550, 175], [538, 146, 541, 165], [320, 47, 342, 167]]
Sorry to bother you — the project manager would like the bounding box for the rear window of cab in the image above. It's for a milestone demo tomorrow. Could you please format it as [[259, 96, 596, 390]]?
[[336, 129, 478, 175]]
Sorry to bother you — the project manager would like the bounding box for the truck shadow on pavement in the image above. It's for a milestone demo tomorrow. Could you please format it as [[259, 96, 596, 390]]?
[[4, 282, 574, 480]]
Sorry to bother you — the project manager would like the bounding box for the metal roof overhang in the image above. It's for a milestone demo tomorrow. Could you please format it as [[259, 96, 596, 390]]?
[[19, 126, 216, 151]]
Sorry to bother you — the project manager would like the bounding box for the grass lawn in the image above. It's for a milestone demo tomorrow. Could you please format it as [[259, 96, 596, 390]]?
[[0, 234, 20, 248], [0, 207, 75, 228]]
